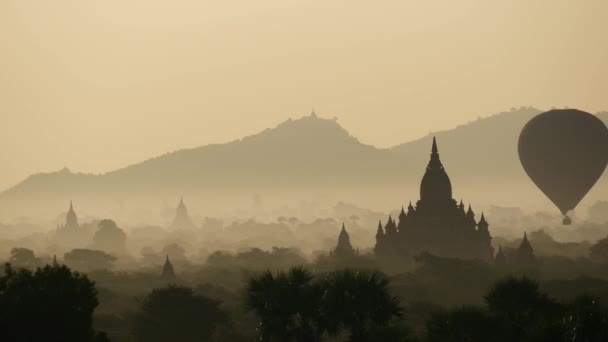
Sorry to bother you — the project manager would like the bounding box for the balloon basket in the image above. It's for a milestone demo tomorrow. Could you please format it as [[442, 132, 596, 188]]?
[[563, 216, 572, 225]]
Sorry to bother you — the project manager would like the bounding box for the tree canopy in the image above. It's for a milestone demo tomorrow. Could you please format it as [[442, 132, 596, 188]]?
[[0, 263, 108, 342], [246, 266, 402, 342], [133, 285, 228, 342]]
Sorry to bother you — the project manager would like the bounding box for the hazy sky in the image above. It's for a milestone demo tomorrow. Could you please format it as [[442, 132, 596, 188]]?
[[1, 0, 606, 191]]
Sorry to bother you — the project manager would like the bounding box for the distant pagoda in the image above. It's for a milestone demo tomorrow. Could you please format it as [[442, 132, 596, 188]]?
[[56, 201, 79, 234], [161, 255, 176, 281], [494, 245, 507, 266], [330, 223, 356, 257], [169, 197, 197, 230], [375, 138, 494, 262], [515, 232, 537, 265]]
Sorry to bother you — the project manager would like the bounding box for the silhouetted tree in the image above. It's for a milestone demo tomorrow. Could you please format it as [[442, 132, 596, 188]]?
[[420, 275, 608, 341], [8, 247, 40, 268], [208, 247, 307, 272], [288, 217, 299, 230], [133, 285, 227, 342], [246, 266, 323, 341], [64, 248, 117, 271], [485, 276, 565, 342], [246, 267, 402, 341], [93, 219, 127, 255], [319, 269, 402, 341], [426, 306, 494, 342], [0, 263, 108, 342]]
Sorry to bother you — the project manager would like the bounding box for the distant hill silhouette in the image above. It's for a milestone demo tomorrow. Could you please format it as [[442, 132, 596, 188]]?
[[2, 108, 606, 199]]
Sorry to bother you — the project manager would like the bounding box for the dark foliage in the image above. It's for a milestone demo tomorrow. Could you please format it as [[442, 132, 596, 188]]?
[[246, 266, 402, 342], [0, 263, 108, 342], [485, 276, 565, 342], [563, 294, 608, 342], [8, 247, 41, 268], [64, 248, 117, 271], [319, 269, 403, 341], [245, 266, 324, 341], [425, 276, 608, 342], [133, 285, 228, 342], [426, 306, 494, 342]]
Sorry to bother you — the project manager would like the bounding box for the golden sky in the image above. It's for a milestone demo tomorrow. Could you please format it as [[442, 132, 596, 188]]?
[[1, 0, 607, 191]]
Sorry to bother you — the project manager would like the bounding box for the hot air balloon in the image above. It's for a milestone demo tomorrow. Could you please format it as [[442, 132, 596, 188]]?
[[518, 109, 608, 225]]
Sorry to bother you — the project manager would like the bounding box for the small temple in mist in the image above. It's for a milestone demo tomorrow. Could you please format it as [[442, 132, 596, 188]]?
[[54, 200, 91, 246], [169, 197, 197, 230], [161, 255, 176, 281], [375, 138, 494, 262], [57, 200, 79, 233], [330, 223, 357, 257]]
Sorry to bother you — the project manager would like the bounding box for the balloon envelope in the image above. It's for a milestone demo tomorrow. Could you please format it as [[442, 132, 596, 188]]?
[[518, 109, 608, 216]]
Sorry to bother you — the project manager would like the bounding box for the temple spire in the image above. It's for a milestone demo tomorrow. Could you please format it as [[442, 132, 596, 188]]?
[[385, 215, 397, 235], [335, 223, 355, 256], [65, 200, 78, 229], [420, 137, 452, 201], [161, 255, 176, 281], [171, 196, 196, 230], [429, 137, 441, 164], [477, 212, 490, 236], [495, 245, 506, 266], [407, 201, 415, 215], [466, 204, 476, 225], [516, 232, 536, 265]]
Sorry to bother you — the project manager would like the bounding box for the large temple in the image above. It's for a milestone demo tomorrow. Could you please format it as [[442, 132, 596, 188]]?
[[375, 138, 494, 262]]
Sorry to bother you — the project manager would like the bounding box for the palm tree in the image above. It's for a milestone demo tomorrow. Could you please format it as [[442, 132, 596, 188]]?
[[485, 276, 564, 342], [245, 266, 323, 341], [318, 269, 402, 341], [246, 267, 402, 342]]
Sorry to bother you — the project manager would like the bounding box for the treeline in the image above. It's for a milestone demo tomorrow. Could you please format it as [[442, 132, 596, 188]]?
[[3, 262, 608, 341]]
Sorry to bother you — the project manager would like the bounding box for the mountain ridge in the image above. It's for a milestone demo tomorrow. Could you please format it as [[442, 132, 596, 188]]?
[[2, 108, 607, 199]]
